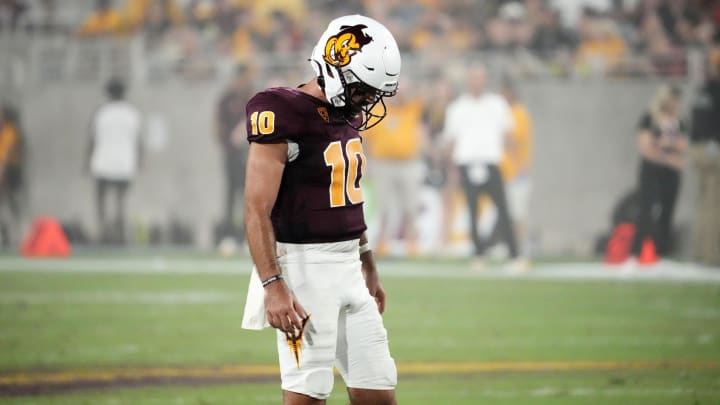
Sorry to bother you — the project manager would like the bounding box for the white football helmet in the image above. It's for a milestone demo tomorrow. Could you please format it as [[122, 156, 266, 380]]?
[[309, 15, 401, 130]]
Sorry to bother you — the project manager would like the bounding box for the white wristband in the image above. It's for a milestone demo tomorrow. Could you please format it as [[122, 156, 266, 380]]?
[[359, 243, 371, 255]]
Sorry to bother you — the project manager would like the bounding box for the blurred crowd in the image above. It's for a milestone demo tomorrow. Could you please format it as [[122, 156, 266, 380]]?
[[1, 0, 719, 78]]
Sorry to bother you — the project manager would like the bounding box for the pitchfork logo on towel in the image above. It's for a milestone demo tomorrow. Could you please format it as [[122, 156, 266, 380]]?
[[286, 314, 313, 368]]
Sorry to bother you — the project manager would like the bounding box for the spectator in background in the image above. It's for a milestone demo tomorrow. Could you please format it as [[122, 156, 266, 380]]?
[[689, 41, 720, 266], [0, 104, 24, 246], [215, 64, 252, 248], [126, 0, 183, 47], [486, 12, 512, 51], [632, 10, 689, 76], [228, 6, 255, 63], [187, 0, 216, 30], [531, 7, 577, 61], [86, 78, 143, 244], [644, 12, 688, 76], [125, 0, 182, 32], [498, 78, 532, 269], [0, 0, 28, 32], [500, 1, 534, 51], [37, 0, 58, 34], [575, 15, 626, 75], [407, 10, 450, 54], [632, 84, 688, 260], [422, 78, 456, 248], [215, 0, 242, 39], [251, 9, 303, 55], [364, 80, 426, 257], [78, 0, 124, 37], [442, 64, 520, 271]]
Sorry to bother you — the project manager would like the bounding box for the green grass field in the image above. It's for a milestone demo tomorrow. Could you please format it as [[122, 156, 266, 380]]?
[[0, 255, 719, 404]]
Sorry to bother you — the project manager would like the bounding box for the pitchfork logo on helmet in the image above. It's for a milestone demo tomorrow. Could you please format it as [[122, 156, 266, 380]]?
[[310, 15, 401, 131]]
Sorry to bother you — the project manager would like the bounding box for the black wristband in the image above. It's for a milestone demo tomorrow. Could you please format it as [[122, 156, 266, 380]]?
[[262, 274, 283, 288]]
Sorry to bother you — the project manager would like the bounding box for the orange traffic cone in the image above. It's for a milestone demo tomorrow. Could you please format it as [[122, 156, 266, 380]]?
[[604, 223, 635, 264], [638, 238, 658, 266], [21, 216, 72, 258]]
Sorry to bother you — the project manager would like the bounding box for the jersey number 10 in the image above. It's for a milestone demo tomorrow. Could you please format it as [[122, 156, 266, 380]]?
[[249, 111, 275, 135], [323, 139, 365, 208]]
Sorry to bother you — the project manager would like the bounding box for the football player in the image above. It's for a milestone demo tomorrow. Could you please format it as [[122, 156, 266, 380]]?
[[241, 15, 401, 405]]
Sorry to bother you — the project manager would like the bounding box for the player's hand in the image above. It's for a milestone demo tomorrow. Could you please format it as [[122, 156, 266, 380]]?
[[264, 280, 307, 334], [371, 282, 387, 314], [362, 264, 387, 314]]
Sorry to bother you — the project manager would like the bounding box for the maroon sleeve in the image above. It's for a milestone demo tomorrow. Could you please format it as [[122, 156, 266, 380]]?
[[245, 91, 290, 144]]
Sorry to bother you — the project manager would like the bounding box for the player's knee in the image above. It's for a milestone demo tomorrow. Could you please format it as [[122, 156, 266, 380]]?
[[282, 368, 334, 400], [347, 388, 396, 405], [305, 368, 334, 398], [364, 356, 397, 388]]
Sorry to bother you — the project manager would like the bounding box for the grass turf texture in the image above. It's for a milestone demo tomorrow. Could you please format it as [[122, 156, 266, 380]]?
[[0, 258, 719, 403]]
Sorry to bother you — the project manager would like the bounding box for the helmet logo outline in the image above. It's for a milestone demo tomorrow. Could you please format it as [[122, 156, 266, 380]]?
[[323, 24, 373, 67]]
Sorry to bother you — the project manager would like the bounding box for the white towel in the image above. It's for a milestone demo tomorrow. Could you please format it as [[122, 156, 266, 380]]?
[[241, 266, 270, 330]]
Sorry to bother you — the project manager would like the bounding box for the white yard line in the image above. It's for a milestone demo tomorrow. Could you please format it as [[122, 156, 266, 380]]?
[[0, 291, 240, 304], [0, 256, 718, 283], [0, 257, 247, 274], [460, 387, 720, 399]]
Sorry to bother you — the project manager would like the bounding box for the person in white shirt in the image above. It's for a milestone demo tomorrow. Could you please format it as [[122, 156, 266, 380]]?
[[443, 63, 521, 270], [86, 78, 142, 244]]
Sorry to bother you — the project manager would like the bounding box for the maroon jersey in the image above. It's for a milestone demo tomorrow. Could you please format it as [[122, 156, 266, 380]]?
[[246, 87, 367, 243]]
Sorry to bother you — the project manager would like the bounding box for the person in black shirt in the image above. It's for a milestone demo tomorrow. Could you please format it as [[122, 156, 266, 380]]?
[[688, 49, 720, 266], [632, 85, 688, 258], [215, 64, 253, 245]]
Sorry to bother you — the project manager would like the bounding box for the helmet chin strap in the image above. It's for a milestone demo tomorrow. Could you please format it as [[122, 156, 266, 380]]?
[[310, 59, 327, 94]]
